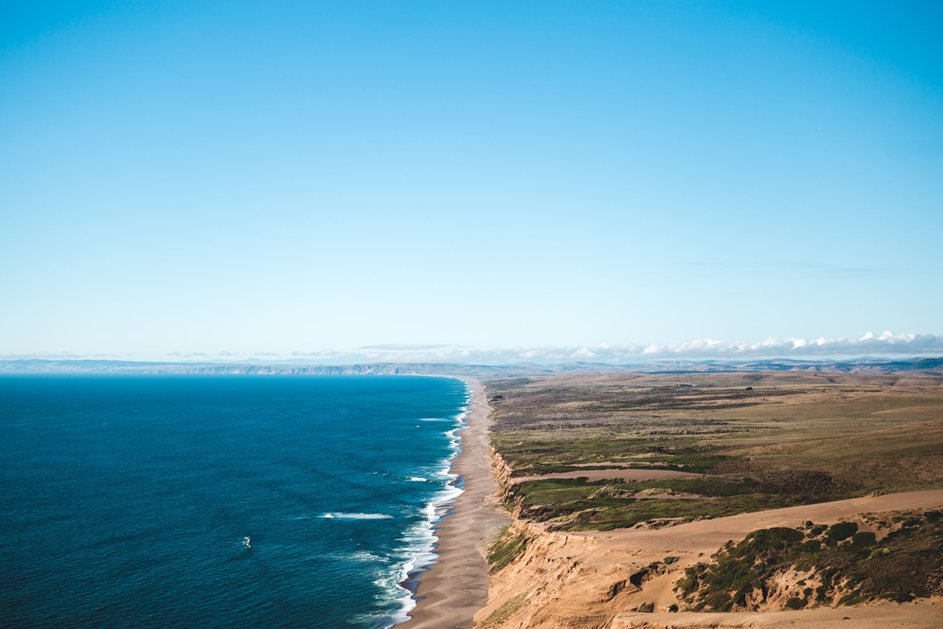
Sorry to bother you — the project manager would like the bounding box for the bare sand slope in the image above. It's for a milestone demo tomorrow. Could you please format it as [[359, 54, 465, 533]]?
[[574, 489, 943, 554], [402, 379, 512, 629], [611, 599, 943, 628], [473, 490, 943, 629], [512, 469, 700, 483]]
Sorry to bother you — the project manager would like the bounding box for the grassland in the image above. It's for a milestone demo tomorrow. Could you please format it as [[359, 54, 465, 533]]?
[[486, 371, 943, 532]]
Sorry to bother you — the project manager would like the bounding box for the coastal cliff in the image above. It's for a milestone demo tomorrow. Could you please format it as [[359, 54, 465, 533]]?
[[475, 449, 688, 629], [474, 450, 943, 629], [471, 372, 943, 629]]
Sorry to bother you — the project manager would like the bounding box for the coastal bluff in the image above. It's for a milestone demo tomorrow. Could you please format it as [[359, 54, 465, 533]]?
[[469, 372, 943, 629], [472, 489, 943, 629]]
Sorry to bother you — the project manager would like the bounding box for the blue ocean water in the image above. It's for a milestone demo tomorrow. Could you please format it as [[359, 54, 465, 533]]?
[[0, 375, 469, 629]]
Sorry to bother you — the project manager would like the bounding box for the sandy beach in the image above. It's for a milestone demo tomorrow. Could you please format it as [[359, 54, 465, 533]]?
[[401, 378, 512, 629]]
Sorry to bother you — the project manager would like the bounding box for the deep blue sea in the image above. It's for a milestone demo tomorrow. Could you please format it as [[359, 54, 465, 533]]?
[[0, 375, 469, 629]]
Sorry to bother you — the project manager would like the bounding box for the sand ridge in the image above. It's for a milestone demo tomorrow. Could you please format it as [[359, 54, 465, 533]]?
[[610, 599, 943, 628]]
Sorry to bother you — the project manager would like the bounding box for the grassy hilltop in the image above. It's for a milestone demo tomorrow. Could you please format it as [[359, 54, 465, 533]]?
[[486, 371, 943, 532]]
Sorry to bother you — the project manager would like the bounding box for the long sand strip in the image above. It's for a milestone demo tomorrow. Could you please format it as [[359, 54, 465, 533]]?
[[611, 599, 943, 629], [402, 379, 512, 629]]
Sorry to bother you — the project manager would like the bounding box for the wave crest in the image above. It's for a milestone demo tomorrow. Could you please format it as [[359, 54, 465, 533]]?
[[322, 512, 393, 520]]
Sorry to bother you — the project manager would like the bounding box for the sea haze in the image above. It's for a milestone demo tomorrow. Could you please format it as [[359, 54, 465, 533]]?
[[0, 375, 469, 628]]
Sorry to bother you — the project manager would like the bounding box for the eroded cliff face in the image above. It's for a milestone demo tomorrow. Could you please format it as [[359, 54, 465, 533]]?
[[473, 517, 688, 628], [475, 451, 689, 629], [474, 451, 943, 629]]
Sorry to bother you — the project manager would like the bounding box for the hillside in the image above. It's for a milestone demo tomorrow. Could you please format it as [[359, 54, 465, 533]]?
[[475, 372, 943, 628]]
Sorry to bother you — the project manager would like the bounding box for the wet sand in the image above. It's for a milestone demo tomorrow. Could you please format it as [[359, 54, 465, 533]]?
[[401, 379, 512, 629]]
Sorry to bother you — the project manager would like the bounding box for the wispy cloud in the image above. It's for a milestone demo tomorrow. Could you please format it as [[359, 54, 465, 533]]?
[[218, 351, 239, 357], [292, 350, 348, 357], [185, 352, 207, 358], [255, 352, 279, 356], [167, 352, 181, 356], [0, 351, 85, 360], [359, 344, 455, 350]]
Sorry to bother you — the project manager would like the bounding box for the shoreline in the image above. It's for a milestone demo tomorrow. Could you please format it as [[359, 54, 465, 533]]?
[[399, 378, 512, 629]]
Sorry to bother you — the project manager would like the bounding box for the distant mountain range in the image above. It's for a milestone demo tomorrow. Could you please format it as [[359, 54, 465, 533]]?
[[1, 357, 940, 379]]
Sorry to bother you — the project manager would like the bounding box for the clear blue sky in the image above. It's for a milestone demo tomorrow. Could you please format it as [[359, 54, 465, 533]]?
[[1, 1, 941, 361]]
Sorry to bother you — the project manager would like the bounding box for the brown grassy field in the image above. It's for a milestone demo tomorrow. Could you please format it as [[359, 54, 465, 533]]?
[[486, 371, 943, 532]]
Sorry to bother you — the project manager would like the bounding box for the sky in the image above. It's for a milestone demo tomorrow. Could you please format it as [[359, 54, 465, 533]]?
[[1, 1, 941, 362]]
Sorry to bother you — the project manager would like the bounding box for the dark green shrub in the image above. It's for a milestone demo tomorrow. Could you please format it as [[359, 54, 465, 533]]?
[[851, 532, 876, 547], [838, 592, 868, 606], [741, 527, 804, 555], [785, 597, 807, 609], [801, 539, 822, 553], [676, 577, 696, 593], [826, 522, 858, 543]]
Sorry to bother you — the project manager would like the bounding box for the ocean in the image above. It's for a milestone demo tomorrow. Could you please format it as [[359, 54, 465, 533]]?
[[0, 375, 470, 629]]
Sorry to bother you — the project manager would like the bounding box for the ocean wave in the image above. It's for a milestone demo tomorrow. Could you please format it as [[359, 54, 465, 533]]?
[[406, 477, 427, 482], [350, 551, 391, 564], [321, 513, 393, 520], [381, 381, 473, 628]]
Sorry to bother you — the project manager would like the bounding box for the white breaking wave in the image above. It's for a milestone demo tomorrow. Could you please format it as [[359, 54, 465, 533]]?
[[379, 382, 472, 629], [321, 513, 393, 520], [407, 477, 427, 482], [349, 550, 391, 564]]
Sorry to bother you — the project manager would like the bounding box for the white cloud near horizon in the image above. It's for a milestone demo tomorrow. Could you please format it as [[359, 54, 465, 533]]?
[[359, 344, 456, 350], [2, 332, 941, 364], [287, 331, 943, 365]]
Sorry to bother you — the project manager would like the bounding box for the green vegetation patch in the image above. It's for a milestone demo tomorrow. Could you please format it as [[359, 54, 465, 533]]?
[[487, 373, 943, 532], [505, 476, 835, 532], [477, 591, 529, 629], [678, 510, 943, 612], [487, 527, 531, 573]]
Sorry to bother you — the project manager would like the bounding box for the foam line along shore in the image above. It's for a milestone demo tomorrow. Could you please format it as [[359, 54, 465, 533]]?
[[400, 378, 513, 628], [386, 383, 472, 626]]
